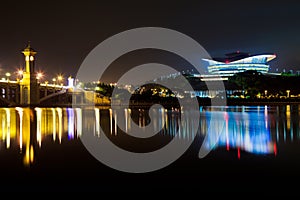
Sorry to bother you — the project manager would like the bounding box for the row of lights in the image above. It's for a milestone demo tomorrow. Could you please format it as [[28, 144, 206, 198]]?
[[4, 69, 65, 85]]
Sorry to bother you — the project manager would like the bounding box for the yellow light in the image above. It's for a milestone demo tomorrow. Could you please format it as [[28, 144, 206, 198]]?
[[286, 90, 290, 98], [30, 145, 34, 163], [56, 108, 62, 144], [57, 75, 63, 81], [30, 56, 34, 61], [5, 72, 11, 77], [18, 69, 23, 76], [16, 107, 23, 150], [25, 56, 29, 61], [24, 147, 30, 166], [36, 72, 43, 80]]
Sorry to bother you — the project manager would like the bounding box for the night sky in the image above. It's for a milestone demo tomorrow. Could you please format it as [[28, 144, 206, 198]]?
[[0, 0, 300, 83]]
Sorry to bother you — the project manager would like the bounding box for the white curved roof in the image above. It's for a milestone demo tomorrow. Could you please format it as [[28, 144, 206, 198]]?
[[203, 54, 276, 65]]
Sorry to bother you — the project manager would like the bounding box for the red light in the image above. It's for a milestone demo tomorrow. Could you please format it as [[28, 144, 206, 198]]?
[[237, 50, 240, 53], [224, 112, 229, 120], [237, 148, 241, 159], [226, 142, 230, 151], [274, 143, 277, 156], [225, 60, 230, 64]]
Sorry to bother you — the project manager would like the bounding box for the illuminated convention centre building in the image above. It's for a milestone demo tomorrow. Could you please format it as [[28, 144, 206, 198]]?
[[196, 52, 277, 81], [203, 52, 276, 76], [186, 51, 277, 98]]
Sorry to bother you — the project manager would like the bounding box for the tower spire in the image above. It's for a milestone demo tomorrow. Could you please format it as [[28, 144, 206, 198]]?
[[22, 42, 37, 73], [20, 43, 39, 105]]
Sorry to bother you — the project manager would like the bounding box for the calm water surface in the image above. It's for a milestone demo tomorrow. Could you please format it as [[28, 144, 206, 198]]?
[[0, 105, 300, 193]]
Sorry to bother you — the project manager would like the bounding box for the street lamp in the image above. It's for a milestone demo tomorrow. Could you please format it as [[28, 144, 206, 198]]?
[[52, 78, 56, 85], [36, 72, 44, 82], [286, 90, 290, 98], [5, 72, 11, 82], [17, 69, 23, 78], [264, 90, 268, 98]]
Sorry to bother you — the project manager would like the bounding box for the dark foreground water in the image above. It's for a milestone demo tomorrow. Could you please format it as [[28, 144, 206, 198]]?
[[0, 105, 300, 194]]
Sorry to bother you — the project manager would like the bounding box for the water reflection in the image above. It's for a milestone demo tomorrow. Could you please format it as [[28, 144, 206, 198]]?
[[0, 107, 81, 166], [200, 105, 300, 158], [0, 105, 299, 166], [200, 108, 275, 158]]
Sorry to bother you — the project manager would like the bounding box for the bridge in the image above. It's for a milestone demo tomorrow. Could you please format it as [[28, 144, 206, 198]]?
[[0, 44, 109, 107], [0, 76, 88, 107]]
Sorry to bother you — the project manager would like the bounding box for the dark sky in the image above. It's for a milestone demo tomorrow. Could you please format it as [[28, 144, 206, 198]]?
[[0, 0, 300, 82]]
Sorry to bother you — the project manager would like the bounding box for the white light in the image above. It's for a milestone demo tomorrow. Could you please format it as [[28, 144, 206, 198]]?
[[36, 72, 43, 80], [18, 70, 23, 76], [68, 77, 74, 88]]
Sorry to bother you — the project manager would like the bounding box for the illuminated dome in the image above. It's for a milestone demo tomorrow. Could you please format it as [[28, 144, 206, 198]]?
[[202, 52, 276, 76]]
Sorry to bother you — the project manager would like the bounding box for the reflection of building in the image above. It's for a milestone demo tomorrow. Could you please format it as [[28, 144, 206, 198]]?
[[202, 52, 276, 77], [200, 106, 277, 158]]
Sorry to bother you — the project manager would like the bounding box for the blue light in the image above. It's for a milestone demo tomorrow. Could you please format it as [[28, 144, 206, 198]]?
[[203, 54, 276, 76], [202, 109, 274, 155], [67, 108, 74, 140]]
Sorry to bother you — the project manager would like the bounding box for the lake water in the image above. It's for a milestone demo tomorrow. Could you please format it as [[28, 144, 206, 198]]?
[[0, 105, 300, 193]]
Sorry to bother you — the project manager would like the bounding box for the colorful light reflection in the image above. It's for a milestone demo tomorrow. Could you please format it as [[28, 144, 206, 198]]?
[[0, 107, 82, 166], [0, 105, 298, 166], [201, 107, 275, 156]]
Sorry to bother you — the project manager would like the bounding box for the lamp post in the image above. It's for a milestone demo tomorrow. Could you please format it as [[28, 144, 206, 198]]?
[[286, 90, 290, 98], [36, 72, 43, 83], [5, 72, 11, 82], [17, 69, 23, 80], [264, 90, 268, 98], [52, 78, 56, 86]]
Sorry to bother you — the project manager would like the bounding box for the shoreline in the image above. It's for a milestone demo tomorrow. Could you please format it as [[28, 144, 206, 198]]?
[[226, 99, 300, 106], [1, 99, 300, 108]]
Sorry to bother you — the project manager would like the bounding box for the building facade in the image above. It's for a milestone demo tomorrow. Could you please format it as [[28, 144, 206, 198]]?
[[202, 52, 276, 76]]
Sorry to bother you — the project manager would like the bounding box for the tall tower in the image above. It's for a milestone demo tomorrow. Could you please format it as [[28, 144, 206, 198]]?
[[20, 43, 39, 105]]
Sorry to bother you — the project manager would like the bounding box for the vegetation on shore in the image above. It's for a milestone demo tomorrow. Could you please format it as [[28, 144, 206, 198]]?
[[84, 70, 300, 107]]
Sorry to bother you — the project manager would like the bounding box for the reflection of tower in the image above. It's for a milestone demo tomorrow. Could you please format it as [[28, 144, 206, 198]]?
[[17, 107, 36, 166], [20, 43, 39, 105]]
